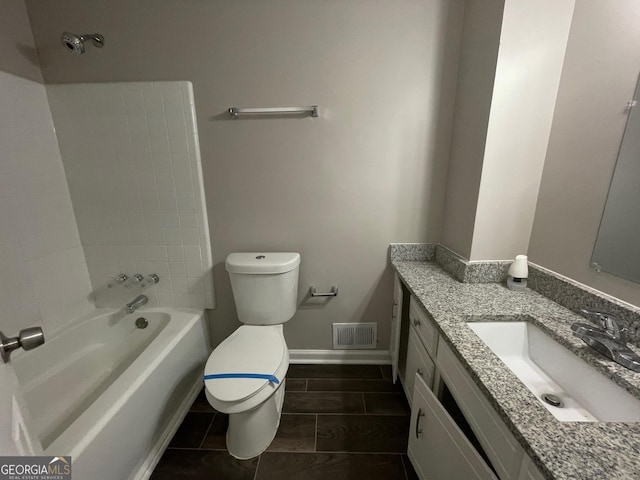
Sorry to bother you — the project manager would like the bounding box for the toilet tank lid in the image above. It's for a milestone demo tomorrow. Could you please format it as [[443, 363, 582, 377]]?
[[226, 252, 301, 274]]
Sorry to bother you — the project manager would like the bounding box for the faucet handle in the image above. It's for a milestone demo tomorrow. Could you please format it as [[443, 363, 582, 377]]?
[[580, 309, 627, 343], [140, 274, 160, 288], [124, 273, 144, 288], [107, 273, 128, 288]]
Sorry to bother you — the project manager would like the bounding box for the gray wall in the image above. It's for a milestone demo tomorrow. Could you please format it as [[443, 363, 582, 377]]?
[[440, 0, 503, 259], [25, 0, 463, 349], [0, 0, 41, 81], [529, 0, 640, 306]]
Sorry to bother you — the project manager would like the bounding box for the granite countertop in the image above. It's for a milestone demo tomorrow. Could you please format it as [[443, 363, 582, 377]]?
[[392, 260, 640, 480]]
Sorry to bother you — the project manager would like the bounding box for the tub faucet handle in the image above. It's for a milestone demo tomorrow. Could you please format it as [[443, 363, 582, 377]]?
[[108, 273, 129, 288], [140, 274, 160, 288], [124, 273, 144, 288], [0, 326, 45, 363]]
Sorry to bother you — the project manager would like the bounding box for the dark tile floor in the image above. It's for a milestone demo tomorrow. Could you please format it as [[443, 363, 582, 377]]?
[[151, 364, 419, 480]]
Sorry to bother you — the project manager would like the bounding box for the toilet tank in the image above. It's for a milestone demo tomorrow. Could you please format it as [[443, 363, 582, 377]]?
[[225, 252, 300, 325]]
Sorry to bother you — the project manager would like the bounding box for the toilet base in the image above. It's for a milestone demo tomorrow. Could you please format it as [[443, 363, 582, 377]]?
[[226, 379, 286, 459]]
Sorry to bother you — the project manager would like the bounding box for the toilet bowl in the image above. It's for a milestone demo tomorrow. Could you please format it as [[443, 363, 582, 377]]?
[[203, 252, 300, 459], [204, 324, 289, 459]]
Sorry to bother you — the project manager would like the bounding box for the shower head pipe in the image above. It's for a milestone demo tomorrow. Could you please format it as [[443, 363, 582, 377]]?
[[61, 31, 105, 54]]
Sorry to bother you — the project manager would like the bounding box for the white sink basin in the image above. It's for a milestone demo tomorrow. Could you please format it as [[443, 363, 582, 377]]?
[[468, 321, 640, 422]]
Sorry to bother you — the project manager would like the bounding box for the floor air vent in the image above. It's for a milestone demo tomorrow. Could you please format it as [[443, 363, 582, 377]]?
[[332, 323, 377, 349]]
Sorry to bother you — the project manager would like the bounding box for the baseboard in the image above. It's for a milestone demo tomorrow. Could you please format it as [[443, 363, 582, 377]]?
[[132, 377, 203, 480], [289, 349, 391, 365]]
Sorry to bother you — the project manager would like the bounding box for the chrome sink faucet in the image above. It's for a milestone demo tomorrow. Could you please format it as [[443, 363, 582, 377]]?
[[126, 294, 148, 314], [571, 309, 640, 372], [580, 309, 627, 343]]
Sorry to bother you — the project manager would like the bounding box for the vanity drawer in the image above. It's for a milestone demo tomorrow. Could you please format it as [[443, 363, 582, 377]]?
[[437, 341, 525, 480], [409, 296, 438, 357], [404, 327, 435, 406]]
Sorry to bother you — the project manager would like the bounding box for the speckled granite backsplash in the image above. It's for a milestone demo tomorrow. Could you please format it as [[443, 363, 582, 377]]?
[[390, 243, 640, 346], [528, 263, 640, 346], [390, 243, 510, 283], [389, 243, 436, 262], [434, 245, 511, 283]]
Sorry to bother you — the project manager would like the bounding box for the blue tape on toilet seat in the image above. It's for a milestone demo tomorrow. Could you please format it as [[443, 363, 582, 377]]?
[[204, 373, 280, 384]]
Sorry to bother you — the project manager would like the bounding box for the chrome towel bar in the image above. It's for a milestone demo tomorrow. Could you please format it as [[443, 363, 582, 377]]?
[[228, 105, 319, 119], [310, 286, 339, 297]]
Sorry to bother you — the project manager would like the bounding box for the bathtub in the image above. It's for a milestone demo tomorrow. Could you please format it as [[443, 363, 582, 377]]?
[[12, 307, 210, 480]]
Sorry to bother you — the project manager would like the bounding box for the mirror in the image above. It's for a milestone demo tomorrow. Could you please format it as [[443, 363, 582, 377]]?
[[591, 74, 640, 283]]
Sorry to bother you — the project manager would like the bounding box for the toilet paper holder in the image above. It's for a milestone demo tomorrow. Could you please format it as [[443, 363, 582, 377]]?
[[310, 286, 339, 297]]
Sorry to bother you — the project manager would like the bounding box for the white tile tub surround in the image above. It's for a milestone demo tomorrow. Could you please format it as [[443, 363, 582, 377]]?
[[0, 71, 94, 336], [46, 81, 214, 309]]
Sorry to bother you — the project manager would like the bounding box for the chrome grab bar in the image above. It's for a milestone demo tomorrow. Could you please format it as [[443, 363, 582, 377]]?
[[310, 286, 339, 297]]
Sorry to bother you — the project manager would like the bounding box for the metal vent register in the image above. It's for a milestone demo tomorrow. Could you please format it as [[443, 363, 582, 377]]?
[[332, 323, 377, 349]]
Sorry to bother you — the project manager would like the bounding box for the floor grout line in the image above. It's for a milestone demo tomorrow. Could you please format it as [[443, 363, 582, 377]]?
[[400, 452, 410, 480], [197, 412, 216, 449], [253, 454, 262, 480], [282, 412, 409, 416], [311, 450, 408, 455], [287, 390, 403, 394]]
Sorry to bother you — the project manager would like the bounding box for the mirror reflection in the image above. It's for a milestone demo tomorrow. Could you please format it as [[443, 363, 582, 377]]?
[[592, 74, 640, 283]]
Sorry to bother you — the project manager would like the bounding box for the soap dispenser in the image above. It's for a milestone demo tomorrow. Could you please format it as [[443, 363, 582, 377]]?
[[507, 255, 528, 291]]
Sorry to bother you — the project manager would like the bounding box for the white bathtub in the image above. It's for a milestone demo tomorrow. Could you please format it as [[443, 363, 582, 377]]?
[[12, 307, 210, 480]]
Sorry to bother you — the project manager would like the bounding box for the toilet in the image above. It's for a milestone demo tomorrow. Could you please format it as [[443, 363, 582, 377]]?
[[203, 252, 300, 459]]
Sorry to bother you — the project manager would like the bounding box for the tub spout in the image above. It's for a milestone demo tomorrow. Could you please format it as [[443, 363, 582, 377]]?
[[126, 294, 148, 314]]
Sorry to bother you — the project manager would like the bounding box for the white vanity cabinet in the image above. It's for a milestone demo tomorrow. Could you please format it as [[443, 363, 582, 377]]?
[[437, 341, 525, 480], [405, 327, 435, 406], [408, 374, 498, 480], [390, 274, 404, 383], [397, 288, 547, 480], [401, 296, 438, 405], [518, 457, 547, 480]]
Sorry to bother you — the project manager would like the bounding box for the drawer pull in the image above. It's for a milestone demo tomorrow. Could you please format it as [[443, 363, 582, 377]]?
[[417, 368, 424, 377], [415, 408, 425, 438], [413, 319, 421, 327]]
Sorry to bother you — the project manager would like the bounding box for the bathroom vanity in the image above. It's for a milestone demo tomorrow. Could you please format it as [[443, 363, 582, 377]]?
[[390, 259, 640, 480]]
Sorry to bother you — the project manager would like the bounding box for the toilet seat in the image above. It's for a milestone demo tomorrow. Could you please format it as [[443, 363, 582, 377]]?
[[204, 325, 286, 403]]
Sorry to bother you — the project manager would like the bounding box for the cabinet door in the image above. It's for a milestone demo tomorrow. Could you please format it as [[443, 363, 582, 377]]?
[[404, 328, 435, 406], [438, 342, 524, 480], [409, 296, 438, 357], [518, 457, 547, 480], [408, 375, 498, 480], [390, 273, 403, 383]]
